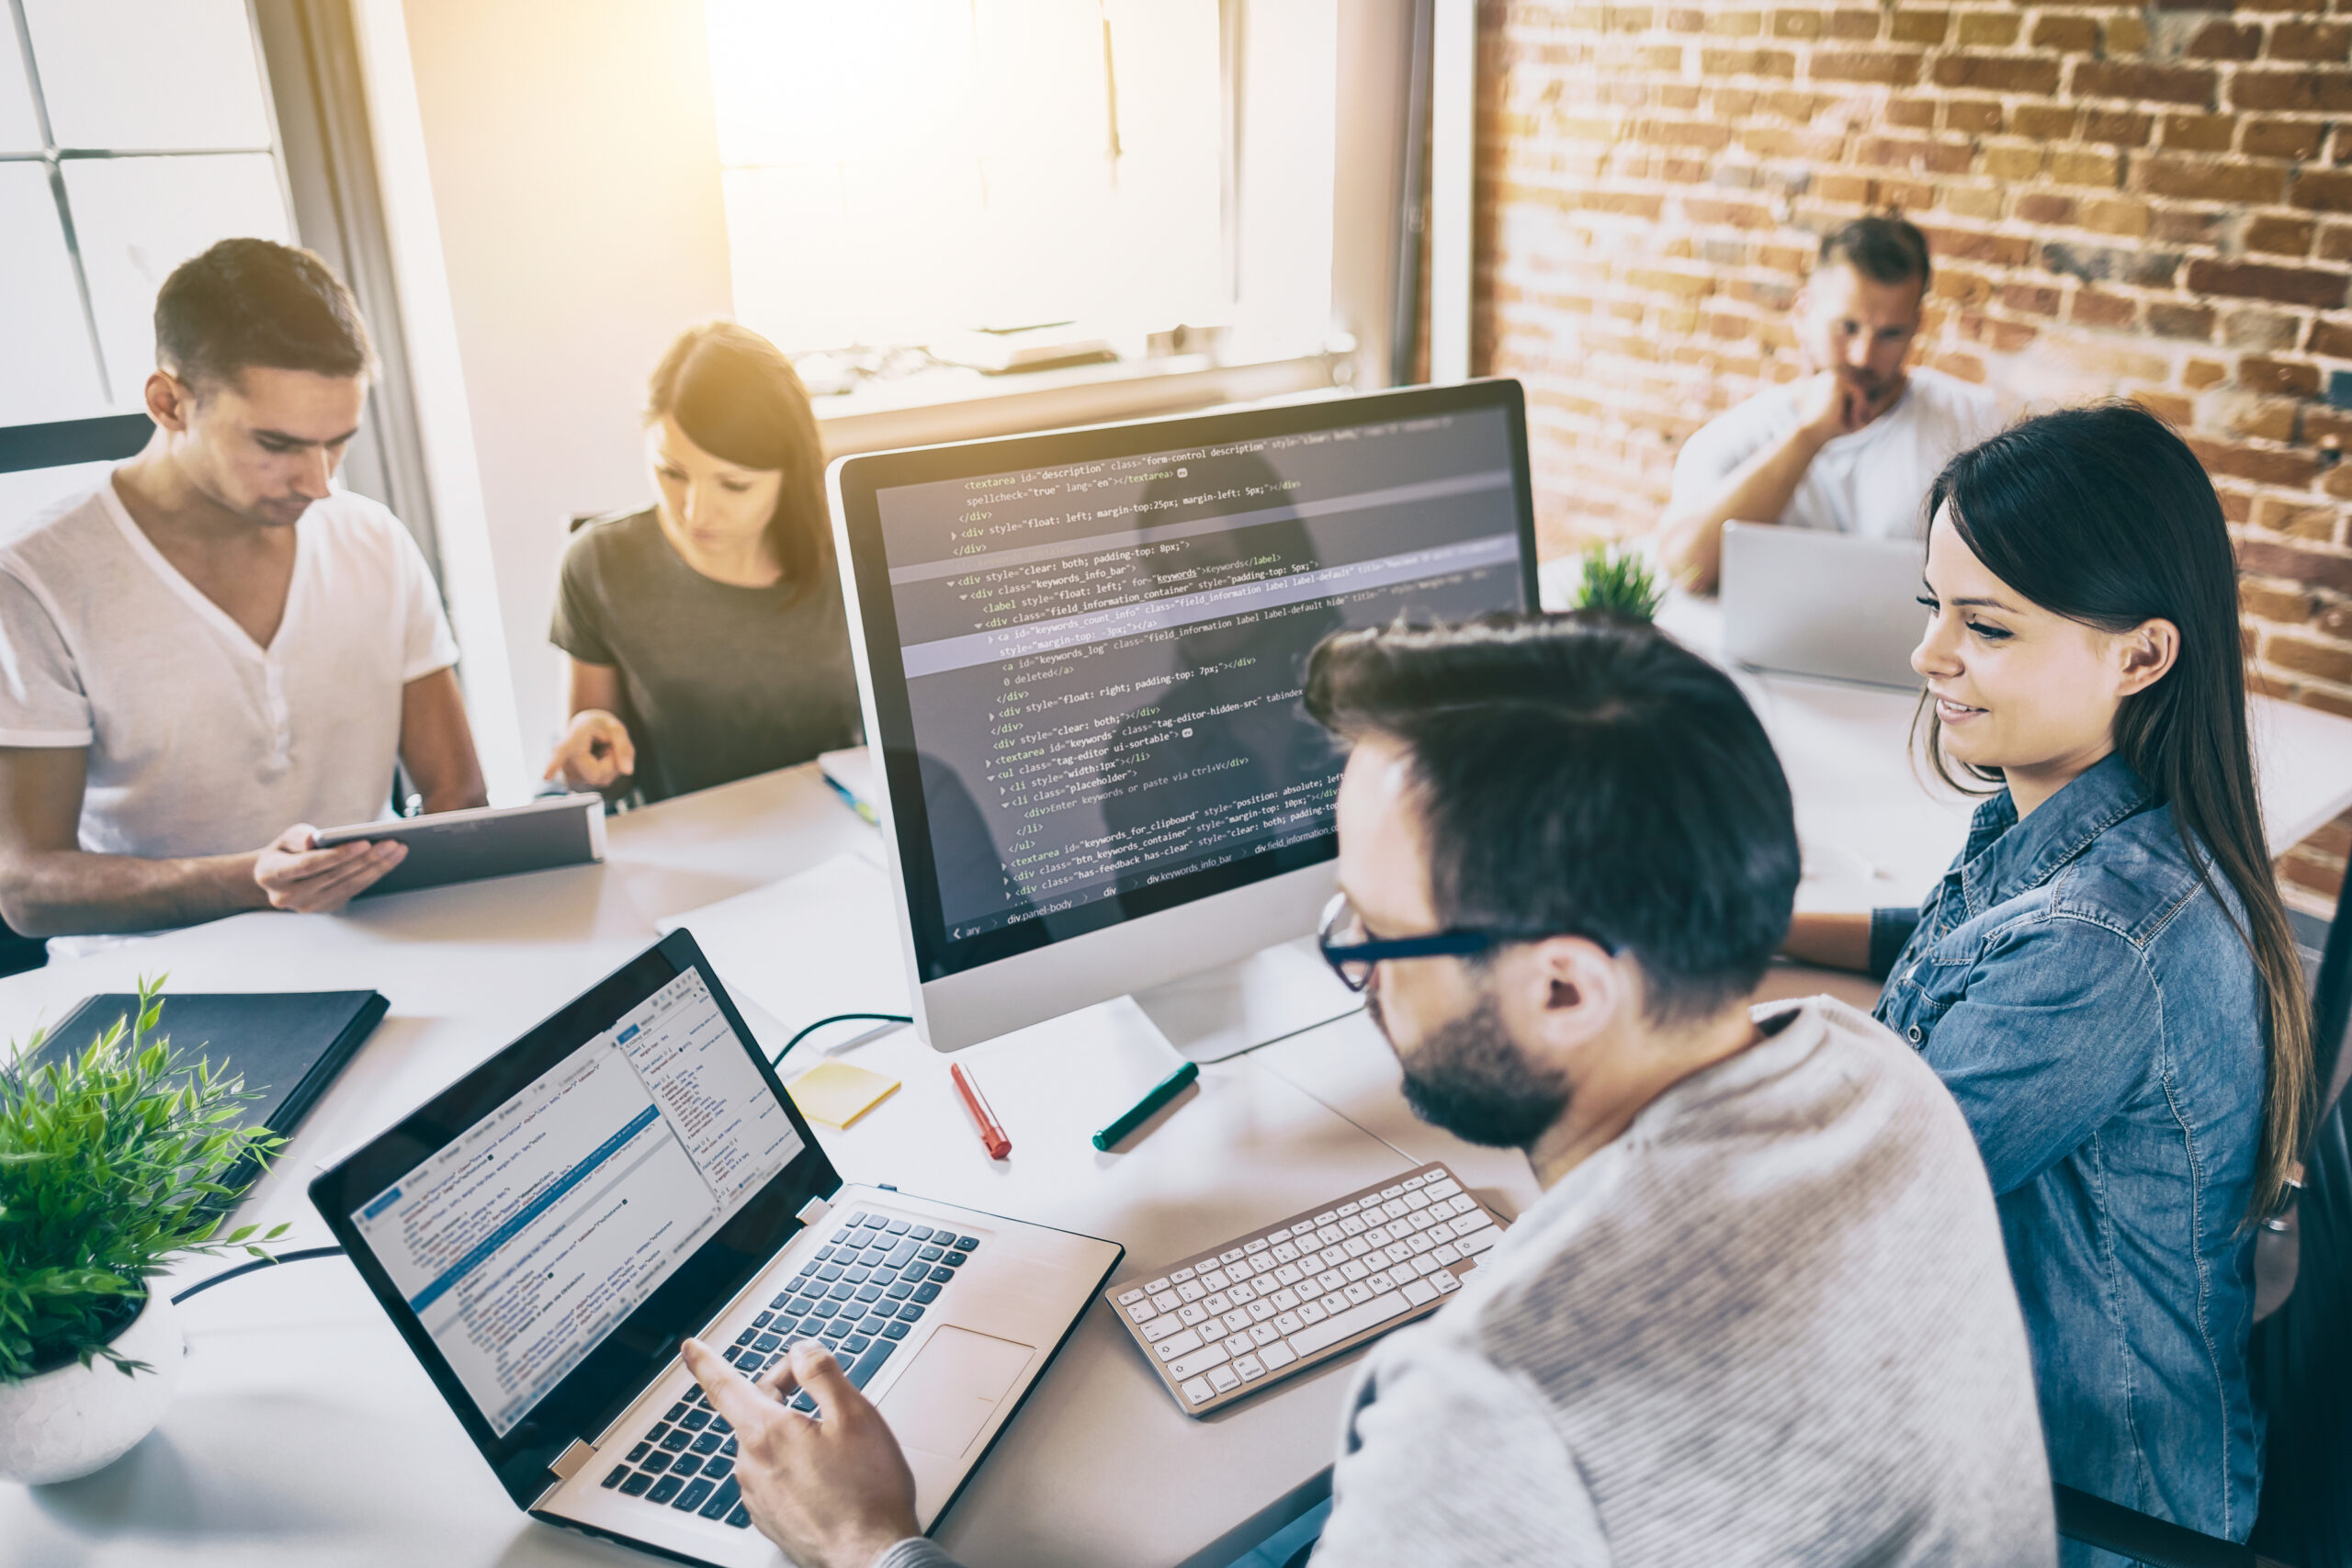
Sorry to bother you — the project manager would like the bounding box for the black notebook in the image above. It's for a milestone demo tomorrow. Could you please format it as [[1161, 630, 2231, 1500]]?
[[25, 991, 388, 1147]]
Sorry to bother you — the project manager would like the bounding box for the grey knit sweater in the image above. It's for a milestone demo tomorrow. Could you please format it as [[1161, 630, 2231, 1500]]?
[[873, 997, 2055, 1567]]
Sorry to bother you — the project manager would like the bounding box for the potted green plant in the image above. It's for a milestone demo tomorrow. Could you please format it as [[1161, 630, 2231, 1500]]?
[[0, 982, 286, 1483], [1568, 541, 1664, 621]]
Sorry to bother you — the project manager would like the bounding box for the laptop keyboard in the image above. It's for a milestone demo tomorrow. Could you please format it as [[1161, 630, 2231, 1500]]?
[[1107, 1162, 1506, 1416], [595, 1211, 983, 1528]]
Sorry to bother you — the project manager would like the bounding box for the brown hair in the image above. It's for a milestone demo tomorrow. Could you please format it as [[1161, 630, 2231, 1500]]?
[[646, 321, 830, 601], [154, 238, 375, 390], [1819, 213, 1931, 291], [1918, 403, 2312, 1224]]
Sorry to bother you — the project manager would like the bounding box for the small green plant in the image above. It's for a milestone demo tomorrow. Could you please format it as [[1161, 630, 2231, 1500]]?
[[0, 980, 286, 1382], [1569, 542, 1664, 621]]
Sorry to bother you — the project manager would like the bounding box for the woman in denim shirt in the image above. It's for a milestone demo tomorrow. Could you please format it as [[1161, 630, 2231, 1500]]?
[[1786, 404, 2312, 1558]]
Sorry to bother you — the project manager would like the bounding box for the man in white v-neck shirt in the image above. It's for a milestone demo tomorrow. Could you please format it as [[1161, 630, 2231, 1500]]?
[[1657, 216, 2001, 593], [0, 238, 486, 942]]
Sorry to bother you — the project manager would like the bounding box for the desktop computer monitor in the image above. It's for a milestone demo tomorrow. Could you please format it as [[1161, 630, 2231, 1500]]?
[[828, 378, 1538, 1055]]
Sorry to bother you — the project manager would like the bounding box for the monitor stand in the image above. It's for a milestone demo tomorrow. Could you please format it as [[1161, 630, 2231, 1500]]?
[[1127, 936, 1363, 1064]]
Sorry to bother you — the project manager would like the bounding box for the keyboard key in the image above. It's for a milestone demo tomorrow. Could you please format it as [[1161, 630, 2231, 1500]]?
[[1180, 1376, 1215, 1405], [627, 1442, 650, 1464], [699, 1475, 742, 1520], [905, 1225, 935, 1243], [859, 1314, 891, 1335], [621, 1472, 654, 1496], [722, 1436, 739, 1456], [846, 1339, 898, 1389], [693, 1432, 724, 1454], [918, 1244, 944, 1262], [1154, 1327, 1204, 1361], [1401, 1277, 1439, 1306], [844, 1335, 871, 1354], [603, 1465, 629, 1489], [771, 1292, 794, 1310], [1223, 1333, 1253, 1357], [673, 1456, 702, 1479], [915, 1281, 943, 1303], [681, 1409, 712, 1431], [884, 1321, 911, 1339], [944, 1250, 969, 1267], [1142, 1314, 1183, 1342], [1167, 1340, 1230, 1380], [1289, 1289, 1412, 1357], [1261, 1341, 1299, 1371], [1431, 1269, 1462, 1294], [956, 1235, 979, 1251], [1233, 1353, 1266, 1382], [1119, 1287, 1146, 1305], [1146, 1276, 1171, 1292], [643, 1452, 673, 1474], [818, 1263, 844, 1281], [797, 1316, 827, 1336], [1249, 1321, 1281, 1347], [1207, 1363, 1241, 1393], [829, 1281, 857, 1301], [1176, 1303, 1208, 1325], [710, 1416, 731, 1435], [753, 1332, 784, 1352], [660, 1428, 692, 1451], [810, 1301, 840, 1319], [702, 1458, 733, 1481], [883, 1220, 910, 1235], [1460, 1225, 1500, 1257], [855, 1283, 885, 1302], [673, 1478, 715, 1512], [898, 1303, 925, 1322], [846, 1211, 874, 1226], [931, 1267, 956, 1284], [649, 1476, 684, 1505]]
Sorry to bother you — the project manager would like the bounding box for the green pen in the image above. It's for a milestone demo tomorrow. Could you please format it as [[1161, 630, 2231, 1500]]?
[[1091, 1060, 1201, 1151]]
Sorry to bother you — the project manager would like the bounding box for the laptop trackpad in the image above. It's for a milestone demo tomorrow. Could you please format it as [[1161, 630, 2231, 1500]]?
[[876, 1326, 1035, 1459]]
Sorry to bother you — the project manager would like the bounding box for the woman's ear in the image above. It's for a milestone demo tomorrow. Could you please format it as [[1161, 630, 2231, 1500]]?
[[2114, 617, 2179, 698]]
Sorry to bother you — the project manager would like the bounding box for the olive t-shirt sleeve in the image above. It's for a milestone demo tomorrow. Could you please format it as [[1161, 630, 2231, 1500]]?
[[549, 527, 618, 667]]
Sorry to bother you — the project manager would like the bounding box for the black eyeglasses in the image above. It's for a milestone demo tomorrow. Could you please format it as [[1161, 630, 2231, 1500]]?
[[1316, 893, 1612, 993]]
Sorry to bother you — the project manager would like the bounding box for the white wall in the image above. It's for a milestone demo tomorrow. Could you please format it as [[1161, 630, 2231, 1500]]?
[[388, 0, 734, 779]]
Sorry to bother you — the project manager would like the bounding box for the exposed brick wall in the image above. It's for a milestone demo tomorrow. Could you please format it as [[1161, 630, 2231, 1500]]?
[[1473, 1, 2352, 913]]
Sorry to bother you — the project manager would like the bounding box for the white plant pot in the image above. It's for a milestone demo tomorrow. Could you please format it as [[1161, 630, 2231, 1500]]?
[[0, 1291, 182, 1484]]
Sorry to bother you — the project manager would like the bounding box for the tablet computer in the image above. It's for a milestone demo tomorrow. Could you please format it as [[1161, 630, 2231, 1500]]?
[[313, 795, 606, 897]]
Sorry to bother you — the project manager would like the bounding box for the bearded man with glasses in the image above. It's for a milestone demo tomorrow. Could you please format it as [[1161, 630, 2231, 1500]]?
[[664, 613, 2057, 1568]]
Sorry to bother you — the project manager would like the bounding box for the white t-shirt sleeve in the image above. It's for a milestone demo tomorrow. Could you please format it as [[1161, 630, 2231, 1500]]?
[[0, 568, 96, 747], [393, 525, 461, 682]]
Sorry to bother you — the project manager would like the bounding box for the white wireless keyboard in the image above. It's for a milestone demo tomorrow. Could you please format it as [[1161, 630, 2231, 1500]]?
[[1107, 1161, 1509, 1416]]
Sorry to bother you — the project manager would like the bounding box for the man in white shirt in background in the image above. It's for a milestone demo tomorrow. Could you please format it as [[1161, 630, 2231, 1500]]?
[[1657, 214, 2001, 593], [0, 238, 485, 942]]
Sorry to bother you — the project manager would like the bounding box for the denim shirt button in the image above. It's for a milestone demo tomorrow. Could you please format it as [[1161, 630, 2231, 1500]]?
[[1906, 1024, 1924, 1043]]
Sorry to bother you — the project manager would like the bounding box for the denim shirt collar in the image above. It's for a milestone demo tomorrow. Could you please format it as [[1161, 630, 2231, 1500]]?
[[1956, 752, 2157, 919]]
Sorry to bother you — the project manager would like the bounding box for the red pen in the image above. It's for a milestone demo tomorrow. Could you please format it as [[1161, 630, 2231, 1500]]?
[[950, 1061, 1012, 1160]]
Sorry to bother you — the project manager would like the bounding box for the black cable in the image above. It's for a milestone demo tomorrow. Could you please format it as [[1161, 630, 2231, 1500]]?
[[773, 1012, 910, 1065], [169, 1246, 346, 1306]]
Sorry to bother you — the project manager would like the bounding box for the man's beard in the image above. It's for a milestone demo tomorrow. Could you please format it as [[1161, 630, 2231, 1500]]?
[[1371, 987, 1570, 1151]]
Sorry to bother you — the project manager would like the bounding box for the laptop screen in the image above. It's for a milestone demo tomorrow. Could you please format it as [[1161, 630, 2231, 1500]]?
[[351, 966, 801, 1436], [311, 932, 837, 1495]]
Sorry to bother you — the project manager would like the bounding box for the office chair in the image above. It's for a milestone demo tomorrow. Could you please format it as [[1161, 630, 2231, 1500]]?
[[2053, 872, 2352, 1568]]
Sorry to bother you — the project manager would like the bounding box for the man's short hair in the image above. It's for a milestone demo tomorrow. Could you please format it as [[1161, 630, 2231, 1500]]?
[[1304, 613, 1801, 1025], [154, 238, 376, 390], [1818, 214, 1931, 291]]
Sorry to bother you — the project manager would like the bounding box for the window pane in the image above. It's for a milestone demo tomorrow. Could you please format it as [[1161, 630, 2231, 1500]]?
[[0, 20, 41, 152], [23, 0, 273, 151], [708, 0, 1224, 352], [0, 163, 105, 423], [63, 153, 289, 406]]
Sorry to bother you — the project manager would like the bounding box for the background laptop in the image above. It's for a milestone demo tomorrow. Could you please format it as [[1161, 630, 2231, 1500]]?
[[1719, 522, 1927, 690], [312, 929, 1120, 1567]]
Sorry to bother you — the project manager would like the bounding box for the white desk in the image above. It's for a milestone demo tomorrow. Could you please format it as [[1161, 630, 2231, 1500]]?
[[0, 769, 1503, 1568]]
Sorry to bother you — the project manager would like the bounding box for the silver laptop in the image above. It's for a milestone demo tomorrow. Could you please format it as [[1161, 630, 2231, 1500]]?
[[1720, 522, 1926, 690], [312, 929, 1119, 1566]]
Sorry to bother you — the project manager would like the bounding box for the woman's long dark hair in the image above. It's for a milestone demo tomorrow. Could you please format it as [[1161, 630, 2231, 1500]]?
[[1923, 402, 2312, 1224], [645, 321, 829, 602]]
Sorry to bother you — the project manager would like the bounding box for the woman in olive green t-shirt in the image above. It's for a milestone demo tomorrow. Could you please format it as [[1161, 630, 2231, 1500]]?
[[545, 322, 861, 804]]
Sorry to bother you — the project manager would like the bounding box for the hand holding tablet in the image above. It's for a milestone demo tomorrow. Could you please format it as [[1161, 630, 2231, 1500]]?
[[308, 794, 607, 898]]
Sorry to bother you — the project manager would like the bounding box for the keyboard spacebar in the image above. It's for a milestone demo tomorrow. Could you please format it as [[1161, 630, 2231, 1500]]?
[[1288, 1291, 1412, 1357]]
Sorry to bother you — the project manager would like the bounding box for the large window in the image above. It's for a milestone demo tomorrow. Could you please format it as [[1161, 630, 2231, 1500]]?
[[706, 0, 1334, 369], [0, 0, 293, 520]]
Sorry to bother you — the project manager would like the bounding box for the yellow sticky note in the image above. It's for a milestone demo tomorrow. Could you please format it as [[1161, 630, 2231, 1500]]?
[[787, 1060, 900, 1128]]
